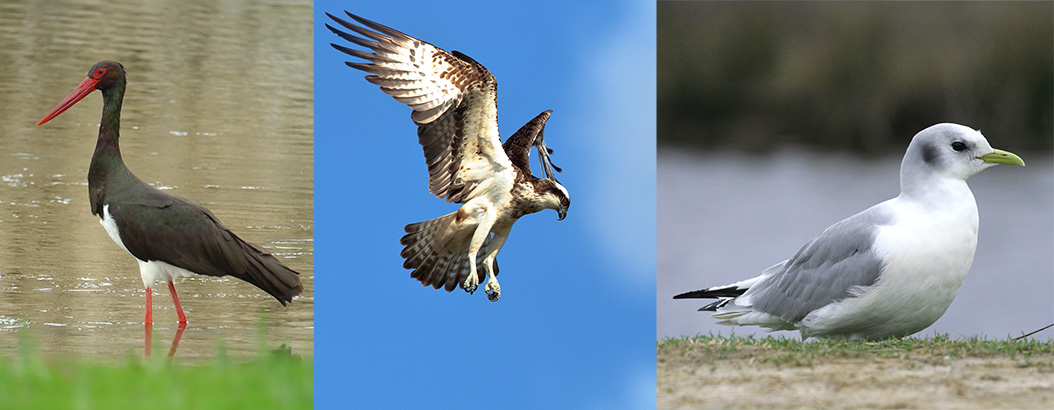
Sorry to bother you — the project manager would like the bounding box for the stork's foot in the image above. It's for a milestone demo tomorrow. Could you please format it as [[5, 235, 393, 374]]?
[[485, 278, 501, 302], [461, 274, 479, 295]]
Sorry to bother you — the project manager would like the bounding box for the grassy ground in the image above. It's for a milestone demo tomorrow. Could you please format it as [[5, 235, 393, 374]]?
[[658, 335, 1054, 409], [0, 337, 312, 410]]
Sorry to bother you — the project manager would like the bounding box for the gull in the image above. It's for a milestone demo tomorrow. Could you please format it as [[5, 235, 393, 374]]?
[[673, 123, 1024, 340]]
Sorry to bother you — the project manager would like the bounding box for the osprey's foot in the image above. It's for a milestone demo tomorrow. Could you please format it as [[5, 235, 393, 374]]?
[[485, 278, 501, 302], [462, 274, 479, 295]]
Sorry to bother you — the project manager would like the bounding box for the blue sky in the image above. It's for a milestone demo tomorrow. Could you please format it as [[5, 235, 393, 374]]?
[[314, 1, 656, 408]]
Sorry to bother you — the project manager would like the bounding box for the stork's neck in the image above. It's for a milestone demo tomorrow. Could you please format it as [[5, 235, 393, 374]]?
[[88, 79, 133, 214], [93, 79, 125, 159]]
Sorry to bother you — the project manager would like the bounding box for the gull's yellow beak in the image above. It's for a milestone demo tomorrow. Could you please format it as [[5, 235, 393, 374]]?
[[979, 149, 1025, 166]]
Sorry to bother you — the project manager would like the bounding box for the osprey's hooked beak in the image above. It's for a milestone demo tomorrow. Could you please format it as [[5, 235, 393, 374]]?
[[550, 175, 569, 221], [556, 195, 569, 221]]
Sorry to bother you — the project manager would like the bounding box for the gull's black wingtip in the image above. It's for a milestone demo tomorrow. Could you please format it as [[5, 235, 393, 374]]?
[[673, 289, 709, 299], [674, 285, 748, 300]]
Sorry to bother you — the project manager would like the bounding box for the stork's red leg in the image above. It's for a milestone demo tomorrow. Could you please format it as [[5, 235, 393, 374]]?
[[168, 321, 187, 357], [145, 287, 153, 324], [144, 322, 152, 357], [168, 280, 188, 324]]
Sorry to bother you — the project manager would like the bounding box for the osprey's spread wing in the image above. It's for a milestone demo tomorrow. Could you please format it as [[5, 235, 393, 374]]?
[[326, 11, 513, 203], [502, 110, 563, 182]]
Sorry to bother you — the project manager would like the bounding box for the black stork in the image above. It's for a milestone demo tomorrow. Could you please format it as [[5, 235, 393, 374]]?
[[38, 61, 304, 324]]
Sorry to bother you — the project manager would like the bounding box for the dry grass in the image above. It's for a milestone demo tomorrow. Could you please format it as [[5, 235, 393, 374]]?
[[658, 335, 1054, 409]]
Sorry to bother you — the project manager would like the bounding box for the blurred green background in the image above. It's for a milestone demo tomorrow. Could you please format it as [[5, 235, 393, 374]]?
[[658, 1, 1053, 153]]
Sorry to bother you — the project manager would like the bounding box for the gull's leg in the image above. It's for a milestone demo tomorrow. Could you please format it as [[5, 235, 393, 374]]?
[[482, 230, 510, 301]]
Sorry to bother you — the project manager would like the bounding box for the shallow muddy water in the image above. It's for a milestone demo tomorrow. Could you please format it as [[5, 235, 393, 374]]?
[[0, 0, 312, 360]]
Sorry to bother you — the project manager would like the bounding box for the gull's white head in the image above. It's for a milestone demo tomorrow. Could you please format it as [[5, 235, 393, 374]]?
[[900, 123, 1024, 195]]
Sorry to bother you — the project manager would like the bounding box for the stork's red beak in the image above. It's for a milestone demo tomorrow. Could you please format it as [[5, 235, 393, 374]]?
[[38, 75, 100, 126]]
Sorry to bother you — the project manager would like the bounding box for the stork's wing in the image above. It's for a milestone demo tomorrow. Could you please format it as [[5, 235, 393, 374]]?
[[502, 110, 562, 181], [326, 11, 512, 203], [108, 186, 303, 304]]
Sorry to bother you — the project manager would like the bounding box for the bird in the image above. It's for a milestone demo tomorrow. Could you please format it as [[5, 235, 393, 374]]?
[[324, 12, 570, 301], [673, 123, 1024, 340], [37, 60, 304, 324]]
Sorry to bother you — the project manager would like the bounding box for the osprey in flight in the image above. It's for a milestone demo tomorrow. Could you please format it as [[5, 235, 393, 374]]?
[[325, 12, 571, 301]]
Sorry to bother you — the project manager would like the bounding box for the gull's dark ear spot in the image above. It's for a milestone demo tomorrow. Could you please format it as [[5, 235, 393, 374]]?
[[920, 143, 938, 166]]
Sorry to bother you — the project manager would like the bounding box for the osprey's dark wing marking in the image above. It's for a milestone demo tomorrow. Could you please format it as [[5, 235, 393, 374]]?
[[502, 110, 562, 181], [326, 11, 513, 204], [534, 127, 562, 181]]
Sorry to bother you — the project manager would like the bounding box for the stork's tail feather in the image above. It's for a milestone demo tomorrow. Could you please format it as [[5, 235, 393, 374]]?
[[401, 213, 490, 293], [226, 235, 303, 305]]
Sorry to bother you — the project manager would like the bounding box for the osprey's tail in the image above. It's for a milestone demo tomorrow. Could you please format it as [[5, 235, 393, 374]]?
[[400, 212, 493, 293]]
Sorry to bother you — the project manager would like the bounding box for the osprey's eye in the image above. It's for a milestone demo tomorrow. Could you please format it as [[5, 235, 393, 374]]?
[[951, 141, 966, 152], [561, 198, 569, 206]]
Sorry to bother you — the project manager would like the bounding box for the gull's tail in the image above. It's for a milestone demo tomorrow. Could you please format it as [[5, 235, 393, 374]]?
[[673, 260, 788, 311], [673, 285, 748, 311]]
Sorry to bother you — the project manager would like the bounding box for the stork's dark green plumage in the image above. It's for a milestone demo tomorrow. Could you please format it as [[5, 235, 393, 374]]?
[[39, 61, 303, 324]]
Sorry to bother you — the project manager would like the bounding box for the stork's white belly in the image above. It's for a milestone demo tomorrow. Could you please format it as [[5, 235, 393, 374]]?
[[101, 204, 195, 289]]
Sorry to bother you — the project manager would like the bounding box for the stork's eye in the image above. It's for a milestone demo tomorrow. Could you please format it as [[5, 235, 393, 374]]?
[[92, 67, 107, 79], [951, 141, 966, 152]]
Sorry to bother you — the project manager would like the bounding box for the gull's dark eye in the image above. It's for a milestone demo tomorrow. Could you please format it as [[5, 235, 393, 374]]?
[[951, 141, 966, 152]]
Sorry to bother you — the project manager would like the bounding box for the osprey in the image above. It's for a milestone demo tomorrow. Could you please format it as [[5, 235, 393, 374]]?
[[325, 12, 570, 302]]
